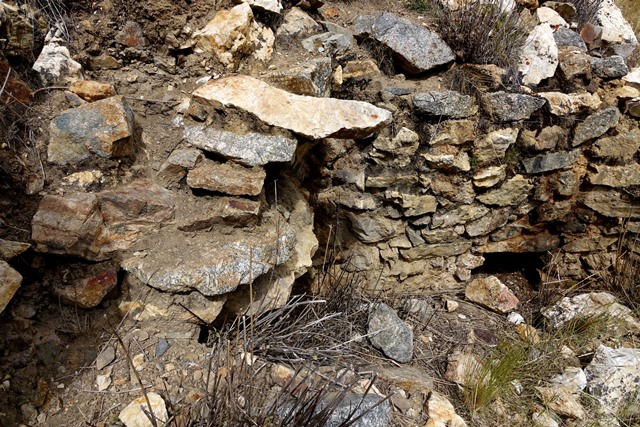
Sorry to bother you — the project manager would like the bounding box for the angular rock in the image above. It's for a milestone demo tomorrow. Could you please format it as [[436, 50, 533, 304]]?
[[119, 392, 168, 427], [193, 75, 392, 140], [177, 197, 261, 231], [479, 231, 560, 252], [521, 126, 566, 151], [0, 239, 30, 261], [0, 61, 33, 106], [522, 150, 580, 174], [425, 391, 468, 427], [69, 80, 116, 102], [519, 24, 559, 86], [354, 12, 454, 74], [420, 228, 459, 244], [477, 175, 533, 207], [591, 55, 628, 79], [573, 107, 620, 146], [276, 7, 320, 40], [0, 2, 45, 57], [465, 275, 519, 313], [431, 174, 475, 204], [0, 261, 22, 314], [115, 21, 146, 48], [342, 60, 380, 81], [268, 57, 332, 97], [32, 33, 82, 84], [384, 191, 437, 217], [581, 189, 640, 218], [429, 120, 476, 146], [466, 208, 510, 237], [368, 303, 413, 363], [347, 212, 405, 243], [413, 90, 478, 118], [432, 204, 489, 229], [539, 92, 601, 115], [473, 165, 506, 188], [473, 127, 519, 165], [321, 392, 391, 427], [623, 67, 640, 89], [238, 0, 283, 14], [54, 269, 118, 308], [597, 0, 638, 60], [590, 129, 640, 162], [156, 149, 203, 187], [585, 344, 640, 415], [541, 292, 640, 331], [535, 386, 586, 420], [122, 211, 296, 296], [317, 187, 377, 211], [481, 92, 546, 122], [400, 241, 472, 260], [373, 127, 420, 156], [558, 47, 592, 79], [186, 159, 266, 196], [445, 349, 483, 386], [421, 147, 471, 172], [302, 31, 351, 56], [536, 7, 567, 27], [589, 163, 640, 188], [48, 96, 134, 165], [184, 126, 297, 167], [96, 346, 116, 370], [553, 27, 587, 50]]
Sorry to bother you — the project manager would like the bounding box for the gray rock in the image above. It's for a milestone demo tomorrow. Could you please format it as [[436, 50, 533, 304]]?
[[522, 150, 580, 174], [477, 175, 533, 207], [465, 208, 511, 237], [432, 204, 489, 229], [122, 211, 296, 296], [275, 7, 321, 40], [156, 149, 203, 187], [323, 392, 391, 427], [591, 55, 628, 79], [481, 92, 546, 122], [573, 107, 620, 146], [48, 96, 135, 165], [553, 27, 587, 50], [302, 32, 352, 56], [368, 303, 413, 363], [155, 339, 171, 357], [184, 126, 297, 167], [347, 212, 405, 243], [582, 189, 640, 218], [590, 129, 640, 162], [96, 345, 116, 370], [589, 163, 640, 187], [413, 90, 478, 118], [400, 241, 472, 260], [354, 12, 454, 74]]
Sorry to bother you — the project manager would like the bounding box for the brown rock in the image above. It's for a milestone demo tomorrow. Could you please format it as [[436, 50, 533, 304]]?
[[186, 159, 266, 196], [465, 275, 519, 313], [69, 80, 116, 101], [54, 269, 118, 308], [0, 261, 22, 314], [0, 61, 33, 106], [0, 239, 30, 261], [479, 231, 561, 253], [115, 21, 146, 47], [177, 196, 260, 231]]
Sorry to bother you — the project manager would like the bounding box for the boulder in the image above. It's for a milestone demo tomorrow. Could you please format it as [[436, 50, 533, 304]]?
[[48, 96, 134, 165], [186, 159, 266, 196], [354, 12, 455, 73], [573, 107, 620, 146], [32, 28, 82, 84], [267, 57, 332, 97], [192, 75, 392, 139], [413, 90, 478, 118], [0, 261, 22, 314], [554, 27, 587, 50], [184, 126, 297, 167], [481, 92, 546, 122], [368, 303, 413, 363], [538, 92, 601, 115], [465, 275, 519, 313], [519, 24, 559, 86], [591, 55, 628, 79]]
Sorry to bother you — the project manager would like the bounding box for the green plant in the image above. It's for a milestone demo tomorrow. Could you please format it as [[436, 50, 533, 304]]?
[[429, 0, 529, 70], [407, 0, 431, 12]]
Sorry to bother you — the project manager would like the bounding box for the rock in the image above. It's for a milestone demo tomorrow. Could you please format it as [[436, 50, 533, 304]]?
[[429, 120, 476, 146], [122, 211, 296, 296], [0, 261, 22, 314], [473, 165, 507, 188], [521, 126, 566, 151], [615, 85, 640, 100], [317, 187, 377, 211], [519, 24, 559, 86], [400, 241, 472, 260], [32, 30, 82, 84], [96, 370, 112, 391], [347, 212, 405, 243], [522, 150, 580, 174], [476, 175, 533, 207], [368, 303, 413, 363], [626, 98, 640, 117], [186, 159, 265, 196], [532, 410, 560, 427], [48, 96, 135, 165], [479, 231, 560, 252], [550, 367, 587, 393], [302, 31, 351, 56], [535, 7, 567, 27], [413, 90, 478, 118], [342, 60, 380, 81], [54, 269, 118, 308], [591, 55, 628, 79], [88, 54, 121, 70], [431, 174, 475, 204], [538, 92, 601, 115], [623, 67, 640, 89], [184, 126, 297, 167], [515, 323, 540, 344], [421, 147, 471, 172], [275, 7, 321, 40], [0, 61, 33, 106], [321, 392, 391, 427], [373, 127, 420, 157], [581, 189, 640, 218], [573, 107, 620, 146], [445, 349, 483, 385], [119, 392, 168, 427], [69, 80, 116, 101], [96, 345, 116, 370], [156, 149, 203, 187], [541, 292, 640, 331], [384, 191, 438, 217], [544, 2, 576, 23], [268, 57, 332, 97], [0, 239, 30, 261], [238, 0, 283, 14], [193, 75, 391, 140], [432, 204, 489, 229], [535, 386, 586, 419], [597, 0, 638, 60], [590, 128, 640, 162], [481, 92, 546, 122], [420, 228, 459, 244], [355, 12, 454, 73], [0, 2, 46, 57], [425, 391, 468, 427], [465, 208, 510, 237], [558, 47, 592, 79], [178, 196, 261, 231], [585, 344, 640, 415], [115, 21, 145, 47], [465, 275, 519, 314], [589, 163, 640, 187], [554, 27, 587, 50], [473, 127, 519, 165]]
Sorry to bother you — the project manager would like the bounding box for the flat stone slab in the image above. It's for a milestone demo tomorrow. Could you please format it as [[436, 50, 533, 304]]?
[[192, 75, 392, 140], [122, 211, 296, 296], [354, 12, 454, 73], [522, 150, 580, 174], [186, 159, 266, 196], [184, 125, 297, 167]]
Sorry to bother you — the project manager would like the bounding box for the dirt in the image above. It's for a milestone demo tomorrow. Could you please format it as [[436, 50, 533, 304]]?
[[0, 0, 548, 425]]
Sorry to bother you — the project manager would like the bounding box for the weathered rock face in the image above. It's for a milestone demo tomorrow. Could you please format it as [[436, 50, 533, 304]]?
[[354, 12, 454, 74], [414, 91, 478, 118], [481, 92, 545, 122], [48, 96, 135, 165], [193, 75, 392, 139]]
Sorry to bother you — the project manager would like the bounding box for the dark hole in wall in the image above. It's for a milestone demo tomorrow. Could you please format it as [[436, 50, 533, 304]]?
[[474, 251, 545, 287]]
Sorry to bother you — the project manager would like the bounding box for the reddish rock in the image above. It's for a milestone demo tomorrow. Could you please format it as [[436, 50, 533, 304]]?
[[177, 197, 260, 231], [465, 275, 519, 314], [0, 61, 33, 105], [54, 269, 118, 308], [69, 80, 116, 101], [115, 21, 146, 48]]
